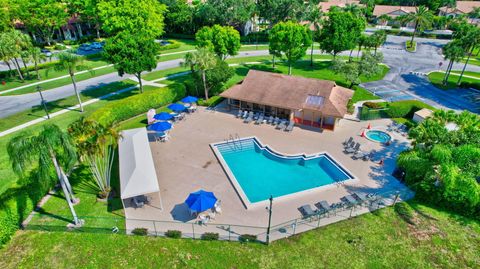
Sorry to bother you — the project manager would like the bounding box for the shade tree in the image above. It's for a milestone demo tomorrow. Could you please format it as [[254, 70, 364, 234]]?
[[195, 25, 241, 60]]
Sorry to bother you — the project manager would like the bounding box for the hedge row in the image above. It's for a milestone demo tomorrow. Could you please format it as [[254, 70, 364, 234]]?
[[88, 83, 186, 127], [360, 100, 435, 121]]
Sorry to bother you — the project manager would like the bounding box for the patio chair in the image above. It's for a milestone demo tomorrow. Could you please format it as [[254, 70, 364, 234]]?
[[255, 114, 264, 124], [298, 205, 316, 219], [132, 197, 144, 208], [276, 120, 287, 130], [344, 142, 360, 154], [352, 150, 367, 160], [236, 110, 243, 118], [241, 111, 248, 119], [267, 116, 274, 124], [285, 121, 295, 132], [352, 192, 368, 205], [244, 113, 254, 123], [273, 117, 280, 125], [343, 137, 353, 146], [367, 150, 377, 162]]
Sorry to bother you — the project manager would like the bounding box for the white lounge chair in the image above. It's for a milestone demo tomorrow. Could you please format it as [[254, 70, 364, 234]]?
[[285, 121, 295, 132]]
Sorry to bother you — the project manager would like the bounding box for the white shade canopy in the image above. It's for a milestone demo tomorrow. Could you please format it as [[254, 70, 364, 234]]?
[[118, 128, 160, 199]]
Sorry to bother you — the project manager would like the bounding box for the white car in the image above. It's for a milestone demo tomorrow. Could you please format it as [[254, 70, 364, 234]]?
[[41, 49, 52, 57]]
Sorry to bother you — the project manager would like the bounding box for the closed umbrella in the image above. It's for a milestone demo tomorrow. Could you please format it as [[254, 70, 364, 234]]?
[[154, 112, 173, 121], [168, 103, 186, 112], [148, 121, 172, 132], [185, 190, 217, 213]]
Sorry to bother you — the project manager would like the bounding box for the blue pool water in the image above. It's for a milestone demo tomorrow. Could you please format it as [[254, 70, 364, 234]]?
[[214, 138, 353, 203], [366, 130, 391, 143]]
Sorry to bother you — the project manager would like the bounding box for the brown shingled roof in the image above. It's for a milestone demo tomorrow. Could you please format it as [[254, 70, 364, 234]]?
[[373, 5, 417, 17], [439, 1, 480, 14], [318, 0, 363, 13], [220, 70, 353, 118]]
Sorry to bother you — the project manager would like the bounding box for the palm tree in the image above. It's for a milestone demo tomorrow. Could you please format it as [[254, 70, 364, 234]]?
[[305, 4, 323, 66], [442, 40, 464, 85], [10, 30, 31, 81], [456, 26, 480, 86], [404, 6, 434, 48], [29, 47, 47, 80], [7, 124, 82, 226], [469, 7, 480, 24], [182, 48, 217, 101], [68, 118, 119, 199], [54, 52, 92, 112]]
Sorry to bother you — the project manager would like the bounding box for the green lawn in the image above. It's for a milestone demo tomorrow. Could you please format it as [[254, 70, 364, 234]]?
[[428, 70, 480, 90], [406, 41, 416, 52], [0, 80, 138, 195], [1, 200, 478, 268], [0, 58, 110, 93]]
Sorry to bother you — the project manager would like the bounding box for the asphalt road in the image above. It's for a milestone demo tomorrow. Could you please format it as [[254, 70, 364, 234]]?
[[1, 35, 479, 118]]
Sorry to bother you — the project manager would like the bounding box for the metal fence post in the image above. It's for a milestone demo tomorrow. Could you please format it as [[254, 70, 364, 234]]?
[[317, 215, 321, 227], [153, 221, 157, 236], [192, 223, 195, 239], [349, 206, 354, 218], [292, 219, 297, 235], [228, 225, 231, 241]]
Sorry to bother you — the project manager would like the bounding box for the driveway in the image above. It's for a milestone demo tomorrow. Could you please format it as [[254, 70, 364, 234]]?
[[361, 35, 480, 113]]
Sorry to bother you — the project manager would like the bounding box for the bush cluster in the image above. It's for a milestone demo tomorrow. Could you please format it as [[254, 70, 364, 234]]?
[[197, 96, 224, 107], [240, 31, 269, 43], [459, 81, 480, 90], [201, 232, 219, 241], [87, 83, 186, 127], [165, 230, 182, 238], [157, 40, 181, 51], [132, 228, 148, 236], [363, 102, 386, 109]]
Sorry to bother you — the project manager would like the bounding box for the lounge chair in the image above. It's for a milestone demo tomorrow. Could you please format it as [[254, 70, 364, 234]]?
[[255, 114, 264, 124], [344, 140, 355, 149], [352, 193, 368, 205], [236, 110, 243, 118], [267, 116, 274, 124], [352, 150, 367, 160], [343, 137, 353, 146], [344, 142, 360, 154], [366, 150, 377, 162], [298, 205, 316, 219], [285, 121, 295, 132], [242, 111, 249, 119], [276, 120, 287, 130], [314, 200, 331, 215]]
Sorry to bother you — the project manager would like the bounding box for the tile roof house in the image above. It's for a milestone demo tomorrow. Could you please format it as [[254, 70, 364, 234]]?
[[318, 0, 363, 13], [372, 5, 418, 27], [221, 70, 353, 131], [439, 1, 480, 16]]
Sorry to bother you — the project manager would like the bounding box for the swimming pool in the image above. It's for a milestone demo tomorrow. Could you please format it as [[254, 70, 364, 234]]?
[[366, 130, 391, 143], [211, 137, 354, 207]]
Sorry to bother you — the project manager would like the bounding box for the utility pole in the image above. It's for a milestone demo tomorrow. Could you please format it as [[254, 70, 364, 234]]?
[[36, 85, 50, 119], [266, 195, 273, 245]]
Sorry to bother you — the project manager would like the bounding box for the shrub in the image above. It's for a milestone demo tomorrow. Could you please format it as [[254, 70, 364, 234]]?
[[459, 81, 480, 90], [54, 44, 67, 50], [157, 40, 181, 51], [84, 52, 104, 60], [197, 96, 224, 107], [363, 102, 385, 109], [201, 232, 219, 241], [165, 230, 182, 238], [387, 100, 434, 119], [240, 31, 269, 43], [131, 228, 148, 236], [88, 83, 186, 127], [239, 234, 258, 243]]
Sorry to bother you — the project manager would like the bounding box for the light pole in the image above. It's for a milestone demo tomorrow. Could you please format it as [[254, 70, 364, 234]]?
[[36, 85, 50, 119], [266, 195, 273, 245]]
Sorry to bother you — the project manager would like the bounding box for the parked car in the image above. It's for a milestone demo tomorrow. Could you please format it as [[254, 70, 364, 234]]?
[[91, 42, 103, 49], [40, 49, 52, 57]]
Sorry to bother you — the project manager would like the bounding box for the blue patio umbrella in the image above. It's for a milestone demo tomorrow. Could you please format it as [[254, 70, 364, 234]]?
[[148, 121, 172, 132], [185, 190, 217, 212], [168, 103, 186, 112], [154, 112, 173, 121], [181, 96, 198, 103]]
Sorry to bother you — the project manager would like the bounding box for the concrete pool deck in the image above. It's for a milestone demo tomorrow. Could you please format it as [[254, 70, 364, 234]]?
[[124, 104, 414, 240]]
